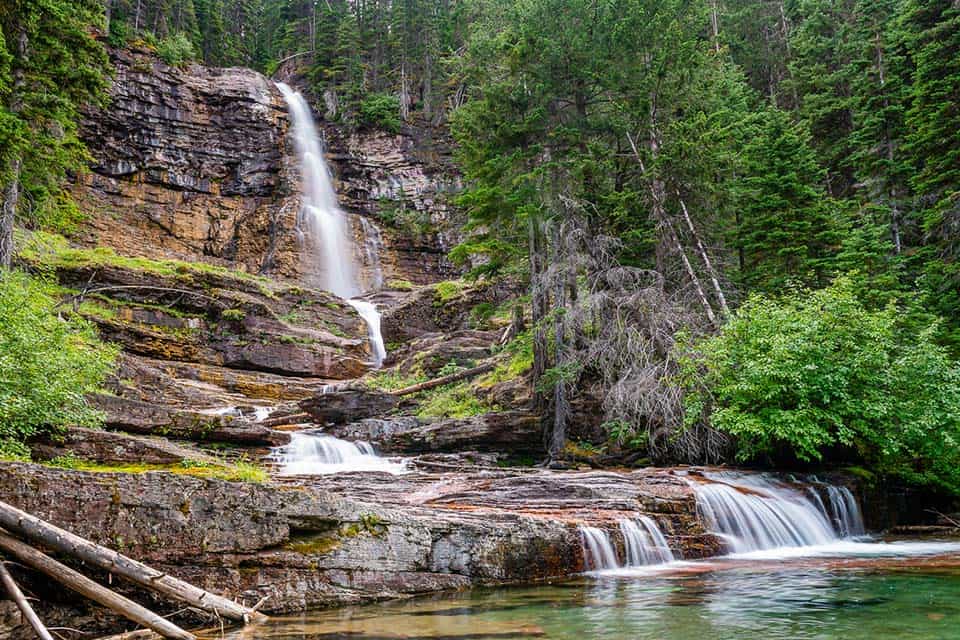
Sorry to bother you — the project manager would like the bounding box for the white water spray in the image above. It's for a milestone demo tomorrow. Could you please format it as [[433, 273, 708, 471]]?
[[691, 472, 866, 554], [271, 432, 408, 475], [277, 82, 387, 367]]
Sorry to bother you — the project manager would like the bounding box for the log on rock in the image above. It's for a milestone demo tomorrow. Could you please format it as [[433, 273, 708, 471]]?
[[394, 361, 496, 396], [0, 532, 195, 640], [0, 559, 54, 640], [0, 499, 262, 624]]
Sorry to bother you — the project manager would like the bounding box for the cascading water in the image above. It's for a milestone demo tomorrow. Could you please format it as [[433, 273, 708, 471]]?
[[358, 216, 385, 291], [271, 432, 408, 475], [579, 517, 675, 572], [277, 82, 387, 367], [690, 472, 866, 554], [580, 526, 621, 571], [621, 517, 675, 566]]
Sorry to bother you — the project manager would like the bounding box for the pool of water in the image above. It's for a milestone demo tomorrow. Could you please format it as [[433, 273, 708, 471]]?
[[228, 545, 960, 640]]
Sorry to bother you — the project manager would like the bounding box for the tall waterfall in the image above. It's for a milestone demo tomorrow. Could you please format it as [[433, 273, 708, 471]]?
[[278, 83, 386, 367], [271, 432, 408, 475], [691, 472, 866, 554], [579, 517, 675, 572]]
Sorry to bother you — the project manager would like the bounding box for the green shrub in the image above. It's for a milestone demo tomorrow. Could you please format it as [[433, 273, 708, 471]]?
[[685, 278, 960, 493], [221, 308, 246, 322], [0, 272, 118, 447], [157, 33, 196, 67], [358, 93, 401, 133]]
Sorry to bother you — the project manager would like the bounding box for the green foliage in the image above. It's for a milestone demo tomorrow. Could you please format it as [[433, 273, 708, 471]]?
[[157, 33, 197, 66], [0, 439, 30, 462], [0, 271, 118, 446], [0, 0, 110, 259], [221, 308, 246, 322], [358, 93, 401, 133], [433, 280, 466, 305], [415, 380, 497, 419], [687, 279, 960, 493]]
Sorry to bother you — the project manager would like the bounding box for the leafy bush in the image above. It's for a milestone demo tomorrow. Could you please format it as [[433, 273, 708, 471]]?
[[0, 272, 117, 451], [358, 93, 401, 133], [685, 279, 960, 493], [157, 33, 196, 67]]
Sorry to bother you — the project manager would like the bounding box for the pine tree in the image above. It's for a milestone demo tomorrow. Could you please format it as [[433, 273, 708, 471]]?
[[733, 107, 841, 291], [902, 0, 960, 257], [846, 0, 912, 255]]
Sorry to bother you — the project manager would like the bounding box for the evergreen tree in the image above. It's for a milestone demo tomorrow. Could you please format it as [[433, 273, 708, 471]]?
[[0, 0, 110, 267], [732, 107, 841, 291]]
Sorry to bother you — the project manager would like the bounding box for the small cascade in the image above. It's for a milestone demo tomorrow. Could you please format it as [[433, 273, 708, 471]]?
[[620, 517, 675, 566], [691, 472, 867, 554], [277, 82, 387, 368], [579, 526, 620, 571], [271, 432, 408, 475], [825, 485, 865, 538], [347, 299, 387, 368], [358, 216, 385, 291], [579, 517, 675, 572]]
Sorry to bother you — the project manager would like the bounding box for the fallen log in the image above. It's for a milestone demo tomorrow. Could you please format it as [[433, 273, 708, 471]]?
[[0, 532, 194, 640], [394, 361, 496, 396], [0, 499, 263, 623], [0, 559, 54, 640]]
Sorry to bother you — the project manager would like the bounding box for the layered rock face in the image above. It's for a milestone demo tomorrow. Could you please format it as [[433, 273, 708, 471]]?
[[71, 47, 459, 288]]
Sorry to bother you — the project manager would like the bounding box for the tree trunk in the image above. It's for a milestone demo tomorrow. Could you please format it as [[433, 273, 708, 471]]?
[[0, 560, 54, 640], [0, 158, 19, 269], [626, 131, 719, 328], [547, 222, 568, 461], [529, 214, 549, 413], [0, 500, 261, 623], [393, 361, 496, 396], [710, 0, 721, 53], [0, 532, 195, 640], [676, 191, 730, 317]]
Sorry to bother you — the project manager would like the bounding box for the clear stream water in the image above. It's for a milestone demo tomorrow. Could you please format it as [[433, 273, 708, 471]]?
[[224, 555, 960, 640]]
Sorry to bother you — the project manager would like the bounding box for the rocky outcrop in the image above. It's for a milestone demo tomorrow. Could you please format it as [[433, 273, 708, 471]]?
[[332, 411, 544, 456], [40, 258, 371, 380], [88, 394, 290, 446], [27, 427, 218, 465], [0, 462, 714, 631], [299, 388, 399, 425]]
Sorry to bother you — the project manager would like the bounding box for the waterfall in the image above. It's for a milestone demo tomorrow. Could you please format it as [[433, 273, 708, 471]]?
[[277, 82, 387, 367], [580, 526, 620, 571], [691, 472, 866, 554], [579, 518, 675, 572], [271, 432, 408, 475], [825, 485, 865, 538], [621, 516, 675, 566], [358, 216, 385, 291]]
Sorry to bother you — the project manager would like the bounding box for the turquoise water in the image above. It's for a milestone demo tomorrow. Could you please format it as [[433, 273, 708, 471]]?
[[232, 550, 960, 640]]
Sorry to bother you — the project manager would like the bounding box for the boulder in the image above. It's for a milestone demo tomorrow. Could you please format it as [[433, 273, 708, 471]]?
[[89, 394, 290, 447], [298, 388, 398, 425]]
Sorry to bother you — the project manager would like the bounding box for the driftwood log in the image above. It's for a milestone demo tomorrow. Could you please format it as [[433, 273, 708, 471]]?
[[0, 532, 194, 640], [0, 559, 54, 640], [394, 361, 496, 396], [0, 499, 262, 623]]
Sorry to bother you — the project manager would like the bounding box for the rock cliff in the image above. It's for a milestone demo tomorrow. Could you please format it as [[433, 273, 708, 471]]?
[[71, 46, 460, 289]]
